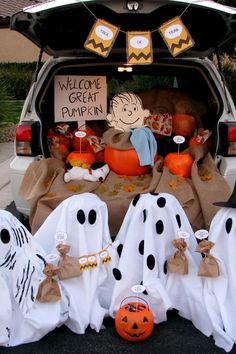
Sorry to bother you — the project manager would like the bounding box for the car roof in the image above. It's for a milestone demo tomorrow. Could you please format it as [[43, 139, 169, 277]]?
[[10, 0, 236, 58]]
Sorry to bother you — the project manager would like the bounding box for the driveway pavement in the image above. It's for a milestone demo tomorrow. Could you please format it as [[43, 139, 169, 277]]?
[[0, 142, 14, 209]]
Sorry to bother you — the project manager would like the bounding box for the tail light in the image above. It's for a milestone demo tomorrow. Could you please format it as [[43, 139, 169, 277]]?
[[15, 122, 41, 156], [219, 122, 236, 156]]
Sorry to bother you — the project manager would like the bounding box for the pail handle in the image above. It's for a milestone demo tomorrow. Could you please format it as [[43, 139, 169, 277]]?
[[120, 296, 149, 310]]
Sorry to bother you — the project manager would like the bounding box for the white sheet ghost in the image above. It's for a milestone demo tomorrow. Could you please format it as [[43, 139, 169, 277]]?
[[203, 186, 236, 352], [109, 192, 212, 338], [34, 193, 119, 334], [0, 210, 68, 347]]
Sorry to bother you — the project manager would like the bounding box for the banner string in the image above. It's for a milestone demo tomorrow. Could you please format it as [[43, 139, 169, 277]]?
[[79, 0, 98, 19], [79, 0, 199, 34]]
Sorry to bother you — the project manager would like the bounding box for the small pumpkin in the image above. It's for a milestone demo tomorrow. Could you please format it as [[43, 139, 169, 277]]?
[[115, 300, 154, 342], [104, 145, 158, 176], [164, 152, 193, 178], [172, 114, 197, 137], [66, 151, 96, 169]]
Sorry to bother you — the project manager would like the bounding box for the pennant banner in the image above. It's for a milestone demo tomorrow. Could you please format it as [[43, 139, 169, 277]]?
[[84, 18, 120, 57], [158, 16, 195, 57], [127, 31, 153, 65]]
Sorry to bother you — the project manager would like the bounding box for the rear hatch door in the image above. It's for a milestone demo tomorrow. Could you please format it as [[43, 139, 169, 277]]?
[[11, 0, 236, 58]]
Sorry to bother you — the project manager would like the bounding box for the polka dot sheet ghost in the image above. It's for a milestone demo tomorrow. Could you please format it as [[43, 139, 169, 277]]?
[[109, 192, 213, 338]]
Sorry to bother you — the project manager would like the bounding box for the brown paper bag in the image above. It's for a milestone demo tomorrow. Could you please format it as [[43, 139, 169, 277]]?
[[198, 254, 220, 277], [196, 239, 219, 277], [36, 263, 61, 302], [56, 244, 82, 280], [167, 238, 188, 275]]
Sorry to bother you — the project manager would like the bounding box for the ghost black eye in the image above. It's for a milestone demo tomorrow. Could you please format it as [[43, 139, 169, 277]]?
[[0, 229, 10, 244]]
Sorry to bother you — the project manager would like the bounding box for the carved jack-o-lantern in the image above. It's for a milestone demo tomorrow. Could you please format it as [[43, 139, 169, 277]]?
[[115, 299, 154, 342]]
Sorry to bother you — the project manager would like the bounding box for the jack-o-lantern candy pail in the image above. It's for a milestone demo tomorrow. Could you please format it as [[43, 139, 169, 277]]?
[[115, 297, 154, 342]]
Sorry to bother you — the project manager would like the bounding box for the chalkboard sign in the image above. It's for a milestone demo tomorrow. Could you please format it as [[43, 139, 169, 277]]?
[[54, 75, 107, 122]]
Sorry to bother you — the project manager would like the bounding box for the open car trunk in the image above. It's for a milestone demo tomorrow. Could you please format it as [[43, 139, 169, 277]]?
[[31, 56, 224, 159], [11, 0, 236, 58]]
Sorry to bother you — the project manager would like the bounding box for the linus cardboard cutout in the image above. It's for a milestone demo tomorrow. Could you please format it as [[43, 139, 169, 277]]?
[[105, 92, 157, 167], [106, 92, 150, 132]]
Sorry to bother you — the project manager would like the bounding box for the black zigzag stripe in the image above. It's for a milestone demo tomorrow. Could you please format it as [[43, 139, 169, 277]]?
[[85, 39, 109, 53], [80, 263, 97, 270], [170, 36, 192, 52], [128, 52, 152, 61]]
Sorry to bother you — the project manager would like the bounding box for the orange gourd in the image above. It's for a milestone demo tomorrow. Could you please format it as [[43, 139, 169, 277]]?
[[66, 151, 96, 169], [104, 145, 157, 176], [115, 299, 154, 342], [172, 114, 197, 137], [164, 152, 193, 178]]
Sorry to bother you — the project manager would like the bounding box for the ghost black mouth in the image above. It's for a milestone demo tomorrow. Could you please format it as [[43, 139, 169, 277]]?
[[119, 118, 140, 125], [124, 331, 145, 337]]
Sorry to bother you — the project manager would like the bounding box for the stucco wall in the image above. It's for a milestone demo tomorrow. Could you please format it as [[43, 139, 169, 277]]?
[[0, 28, 49, 62]]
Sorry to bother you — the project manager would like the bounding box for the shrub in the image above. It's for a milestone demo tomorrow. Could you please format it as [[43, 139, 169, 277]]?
[[220, 54, 236, 102], [0, 83, 12, 122], [0, 63, 37, 100], [212, 53, 236, 103]]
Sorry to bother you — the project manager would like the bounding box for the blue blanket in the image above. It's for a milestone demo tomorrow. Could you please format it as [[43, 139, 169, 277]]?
[[130, 127, 157, 167]]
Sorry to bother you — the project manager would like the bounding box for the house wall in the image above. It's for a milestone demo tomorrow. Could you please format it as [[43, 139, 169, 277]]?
[[0, 28, 49, 62]]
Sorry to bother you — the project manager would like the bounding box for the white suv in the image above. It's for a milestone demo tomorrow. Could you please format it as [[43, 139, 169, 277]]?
[[10, 0, 236, 217]]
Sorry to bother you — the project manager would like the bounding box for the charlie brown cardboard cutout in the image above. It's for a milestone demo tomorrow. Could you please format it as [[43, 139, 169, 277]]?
[[106, 92, 150, 132]]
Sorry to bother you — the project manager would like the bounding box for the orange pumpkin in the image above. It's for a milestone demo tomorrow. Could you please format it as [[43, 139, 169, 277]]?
[[115, 300, 154, 342], [104, 145, 158, 176], [66, 151, 96, 169], [172, 114, 197, 137], [164, 152, 193, 178]]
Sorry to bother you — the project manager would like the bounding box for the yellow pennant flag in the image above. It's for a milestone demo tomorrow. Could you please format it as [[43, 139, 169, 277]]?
[[84, 19, 120, 57], [127, 31, 153, 65], [159, 16, 195, 57]]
